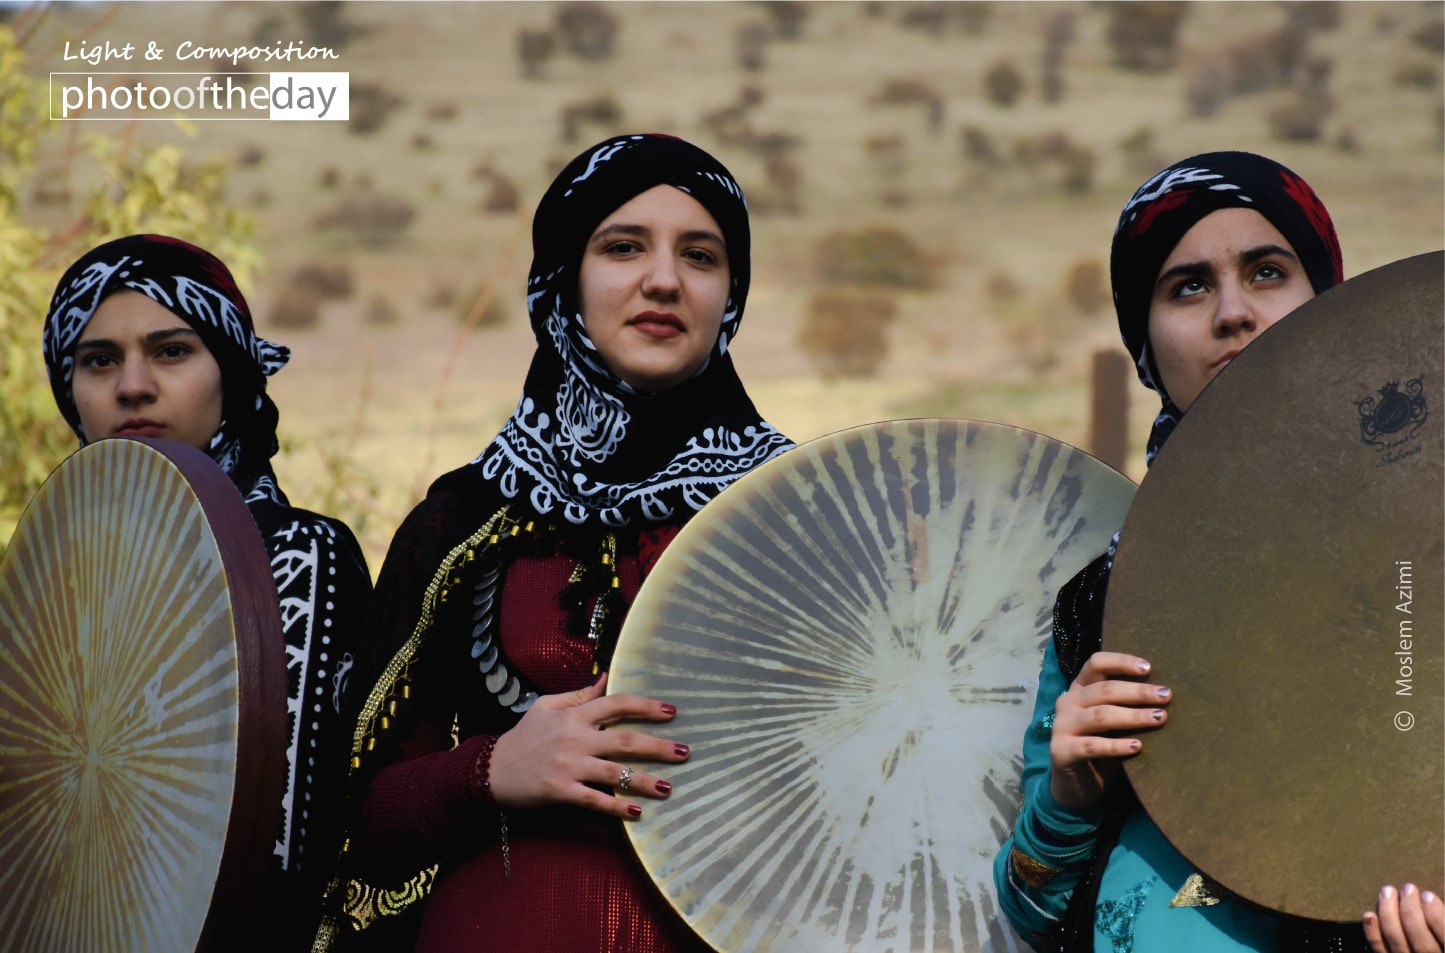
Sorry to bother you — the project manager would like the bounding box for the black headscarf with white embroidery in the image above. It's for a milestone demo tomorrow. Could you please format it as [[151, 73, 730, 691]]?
[[42, 233, 292, 504], [432, 133, 793, 527]]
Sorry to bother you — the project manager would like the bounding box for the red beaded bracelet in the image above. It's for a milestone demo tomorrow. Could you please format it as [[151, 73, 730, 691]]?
[[471, 734, 499, 805], [471, 735, 511, 876]]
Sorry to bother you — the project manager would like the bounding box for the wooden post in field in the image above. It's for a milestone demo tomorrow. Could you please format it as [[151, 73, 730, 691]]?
[[1089, 349, 1130, 471]]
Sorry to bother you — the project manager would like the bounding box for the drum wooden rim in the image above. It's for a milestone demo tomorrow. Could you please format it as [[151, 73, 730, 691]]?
[[135, 438, 288, 948], [0, 437, 286, 952], [1106, 252, 1445, 922]]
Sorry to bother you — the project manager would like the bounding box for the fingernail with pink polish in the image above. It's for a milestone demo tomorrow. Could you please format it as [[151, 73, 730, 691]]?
[[1381, 885, 1394, 900], [659, 703, 677, 716], [674, 743, 690, 758], [655, 780, 672, 795], [1423, 890, 1438, 905], [1403, 883, 1417, 897]]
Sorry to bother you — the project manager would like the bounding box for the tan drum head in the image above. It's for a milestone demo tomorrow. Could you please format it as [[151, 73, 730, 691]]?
[[1106, 251, 1444, 922], [0, 437, 286, 952], [610, 419, 1136, 952]]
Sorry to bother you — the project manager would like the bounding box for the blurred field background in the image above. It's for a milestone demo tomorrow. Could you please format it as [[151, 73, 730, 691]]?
[[6, 0, 1443, 571]]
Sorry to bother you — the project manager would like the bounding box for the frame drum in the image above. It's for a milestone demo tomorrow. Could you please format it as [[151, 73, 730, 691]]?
[[0, 437, 286, 952], [1105, 251, 1444, 922], [610, 419, 1136, 952]]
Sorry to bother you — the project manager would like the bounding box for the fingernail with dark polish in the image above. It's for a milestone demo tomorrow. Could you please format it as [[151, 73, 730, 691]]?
[[1151, 709, 1164, 722], [655, 780, 672, 795], [627, 804, 642, 818], [659, 703, 677, 716], [1128, 739, 1141, 751], [674, 743, 690, 758]]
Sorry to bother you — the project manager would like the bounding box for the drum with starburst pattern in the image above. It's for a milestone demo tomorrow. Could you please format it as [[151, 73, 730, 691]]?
[[0, 437, 286, 953], [609, 418, 1136, 952]]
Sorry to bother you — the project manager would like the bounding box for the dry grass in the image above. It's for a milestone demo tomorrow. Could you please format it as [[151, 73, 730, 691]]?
[[14, 0, 1444, 567]]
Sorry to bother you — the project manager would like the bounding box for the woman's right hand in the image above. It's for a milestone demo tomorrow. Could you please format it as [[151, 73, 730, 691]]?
[[1049, 652, 1171, 814], [487, 673, 689, 819]]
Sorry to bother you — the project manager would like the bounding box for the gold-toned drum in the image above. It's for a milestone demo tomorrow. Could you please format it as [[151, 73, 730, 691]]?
[[1106, 251, 1444, 922], [0, 437, 286, 952], [611, 419, 1136, 952]]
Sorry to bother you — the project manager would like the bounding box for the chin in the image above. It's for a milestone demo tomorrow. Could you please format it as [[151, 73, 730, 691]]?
[[619, 364, 699, 393]]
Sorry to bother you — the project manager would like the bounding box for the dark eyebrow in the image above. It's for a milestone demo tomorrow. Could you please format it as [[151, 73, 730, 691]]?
[[1239, 243, 1298, 267], [1153, 243, 1300, 292], [589, 223, 726, 248], [74, 327, 201, 353]]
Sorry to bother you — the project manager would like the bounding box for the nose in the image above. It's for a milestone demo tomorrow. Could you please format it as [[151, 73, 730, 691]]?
[[641, 254, 681, 301], [115, 359, 158, 406], [1212, 278, 1258, 338]]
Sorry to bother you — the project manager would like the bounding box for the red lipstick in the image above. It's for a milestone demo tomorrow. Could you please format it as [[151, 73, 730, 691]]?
[[630, 311, 684, 337]]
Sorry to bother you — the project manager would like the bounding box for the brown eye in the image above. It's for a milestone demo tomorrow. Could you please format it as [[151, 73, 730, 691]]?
[[1172, 278, 1207, 299]]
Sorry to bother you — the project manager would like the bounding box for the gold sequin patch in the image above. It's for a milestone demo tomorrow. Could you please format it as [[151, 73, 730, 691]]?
[[1170, 871, 1222, 907], [1011, 848, 1061, 888]]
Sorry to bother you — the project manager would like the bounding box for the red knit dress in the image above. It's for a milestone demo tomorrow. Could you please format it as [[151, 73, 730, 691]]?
[[351, 491, 711, 952]]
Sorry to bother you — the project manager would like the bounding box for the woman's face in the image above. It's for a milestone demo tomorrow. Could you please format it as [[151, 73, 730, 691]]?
[[71, 290, 225, 449], [1147, 207, 1317, 412], [578, 184, 731, 392]]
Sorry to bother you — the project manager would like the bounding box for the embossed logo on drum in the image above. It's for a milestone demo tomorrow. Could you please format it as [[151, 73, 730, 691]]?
[[1355, 377, 1429, 468]]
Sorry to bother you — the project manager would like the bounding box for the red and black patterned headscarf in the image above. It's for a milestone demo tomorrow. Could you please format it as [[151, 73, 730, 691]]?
[[1108, 151, 1343, 462], [43, 233, 291, 498], [436, 133, 793, 527], [1056, 151, 1345, 683], [1051, 154, 1354, 951]]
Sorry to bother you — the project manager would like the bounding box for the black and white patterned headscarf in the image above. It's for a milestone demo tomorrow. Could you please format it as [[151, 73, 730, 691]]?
[[43, 233, 291, 502], [436, 133, 793, 526], [1109, 151, 1343, 463]]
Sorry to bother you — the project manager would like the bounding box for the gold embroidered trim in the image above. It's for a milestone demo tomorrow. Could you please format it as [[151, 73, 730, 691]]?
[[311, 507, 513, 951], [1170, 871, 1223, 907], [1011, 847, 1061, 888], [351, 506, 510, 755]]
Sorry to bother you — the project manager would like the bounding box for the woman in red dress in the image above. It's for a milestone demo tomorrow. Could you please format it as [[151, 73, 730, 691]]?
[[316, 134, 794, 952]]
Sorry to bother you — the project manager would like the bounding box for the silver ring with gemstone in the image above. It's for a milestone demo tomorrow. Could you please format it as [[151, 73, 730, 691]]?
[[617, 766, 635, 791]]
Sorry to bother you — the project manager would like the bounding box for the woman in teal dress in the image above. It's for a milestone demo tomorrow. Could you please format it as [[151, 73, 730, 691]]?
[[991, 152, 1443, 953]]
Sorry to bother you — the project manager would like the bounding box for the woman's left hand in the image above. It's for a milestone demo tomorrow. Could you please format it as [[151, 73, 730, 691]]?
[[1364, 883, 1444, 953]]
